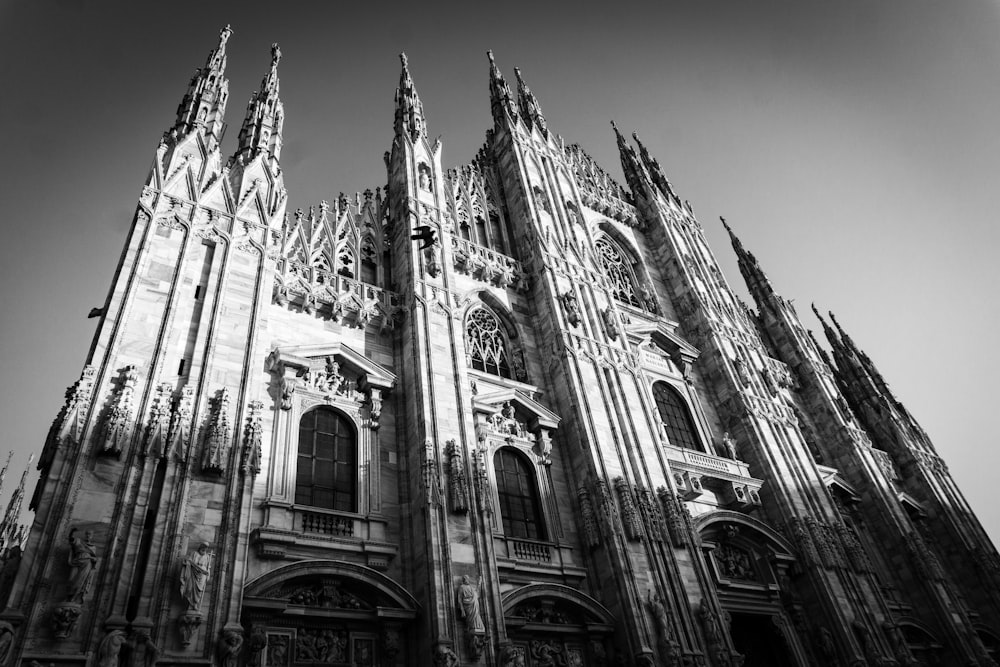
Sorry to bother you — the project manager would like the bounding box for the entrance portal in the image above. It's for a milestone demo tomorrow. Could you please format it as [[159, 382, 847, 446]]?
[[728, 612, 796, 667]]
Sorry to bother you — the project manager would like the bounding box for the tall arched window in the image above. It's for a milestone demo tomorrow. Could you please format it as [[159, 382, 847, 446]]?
[[494, 448, 546, 540], [296, 408, 357, 512], [653, 382, 702, 451], [595, 237, 641, 307], [466, 306, 512, 378]]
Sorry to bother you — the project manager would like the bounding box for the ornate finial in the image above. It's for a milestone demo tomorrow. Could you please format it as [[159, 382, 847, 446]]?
[[400, 52, 409, 68], [271, 43, 281, 65], [610, 120, 618, 131], [487, 50, 495, 64], [219, 24, 233, 46], [720, 216, 732, 233]]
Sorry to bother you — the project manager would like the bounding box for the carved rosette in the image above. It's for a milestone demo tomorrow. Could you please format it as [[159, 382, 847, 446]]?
[[201, 388, 233, 475], [577, 485, 601, 548], [446, 440, 469, 514], [99, 366, 139, 456], [144, 383, 173, 459], [614, 477, 642, 540], [241, 400, 264, 475], [41, 365, 98, 470], [167, 385, 194, 461]]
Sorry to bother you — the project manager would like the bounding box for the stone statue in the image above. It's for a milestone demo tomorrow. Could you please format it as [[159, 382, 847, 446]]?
[[220, 629, 243, 667], [180, 543, 212, 610], [721, 432, 738, 460], [66, 528, 98, 603], [456, 575, 485, 633], [431, 643, 459, 667], [0, 622, 15, 667], [97, 629, 128, 667]]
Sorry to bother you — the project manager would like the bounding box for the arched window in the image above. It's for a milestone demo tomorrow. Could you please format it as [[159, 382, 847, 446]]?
[[466, 306, 512, 379], [494, 448, 545, 540], [595, 237, 641, 307], [296, 408, 356, 512], [653, 382, 702, 451]]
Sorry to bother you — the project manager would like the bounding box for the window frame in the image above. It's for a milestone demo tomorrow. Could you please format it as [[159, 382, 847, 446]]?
[[493, 446, 547, 541], [653, 381, 704, 452], [295, 406, 358, 513]]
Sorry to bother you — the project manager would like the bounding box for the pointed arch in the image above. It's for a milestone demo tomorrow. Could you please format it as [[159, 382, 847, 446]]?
[[594, 232, 642, 307], [465, 304, 514, 379]]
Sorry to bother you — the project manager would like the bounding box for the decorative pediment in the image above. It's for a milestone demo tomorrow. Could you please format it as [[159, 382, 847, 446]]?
[[472, 389, 559, 432], [627, 321, 700, 374], [816, 464, 861, 505], [266, 342, 395, 393]]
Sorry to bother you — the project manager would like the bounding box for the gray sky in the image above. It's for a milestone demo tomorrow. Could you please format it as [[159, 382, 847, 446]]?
[[2, 1, 998, 545]]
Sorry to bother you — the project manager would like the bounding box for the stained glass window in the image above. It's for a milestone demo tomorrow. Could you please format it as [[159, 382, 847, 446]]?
[[466, 307, 512, 378], [653, 382, 702, 451], [595, 237, 641, 307], [296, 408, 356, 511], [494, 448, 545, 540]]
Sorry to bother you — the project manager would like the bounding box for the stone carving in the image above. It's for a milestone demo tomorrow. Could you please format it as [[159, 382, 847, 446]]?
[[715, 543, 756, 581], [488, 402, 526, 439], [637, 487, 666, 542], [698, 600, 725, 664], [166, 385, 194, 461], [836, 523, 873, 574], [787, 517, 819, 567], [248, 626, 268, 666], [531, 640, 563, 667], [41, 365, 97, 470], [601, 307, 619, 340], [657, 487, 687, 547], [242, 400, 264, 475], [382, 628, 401, 664], [52, 603, 82, 640], [648, 591, 678, 662], [720, 432, 738, 460], [144, 383, 173, 459], [817, 627, 836, 662], [577, 485, 601, 547], [512, 350, 528, 382], [639, 283, 659, 314], [97, 629, 128, 667], [614, 477, 642, 540], [201, 388, 232, 474], [367, 387, 383, 429], [593, 478, 618, 531], [883, 620, 918, 667], [421, 439, 441, 507], [178, 611, 202, 648], [456, 575, 486, 647], [220, 628, 244, 667], [499, 642, 525, 667], [100, 365, 138, 456], [432, 642, 459, 667], [294, 629, 347, 662], [280, 582, 366, 609], [66, 528, 98, 603], [180, 542, 212, 610], [558, 291, 581, 328], [535, 431, 553, 465], [446, 440, 469, 514], [0, 621, 13, 667]]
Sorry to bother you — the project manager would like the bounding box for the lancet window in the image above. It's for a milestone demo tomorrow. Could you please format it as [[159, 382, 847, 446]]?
[[653, 382, 702, 451], [466, 306, 512, 379], [494, 448, 546, 540], [295, 407, 357, 512], [595, 236, 641, 307]]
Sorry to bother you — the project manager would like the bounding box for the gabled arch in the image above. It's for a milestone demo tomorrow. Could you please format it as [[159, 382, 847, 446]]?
[[501, 583, 615, 626], [594, 228, 643, 308], [695, 510, 796, 557], [243, 559, 419, 614]]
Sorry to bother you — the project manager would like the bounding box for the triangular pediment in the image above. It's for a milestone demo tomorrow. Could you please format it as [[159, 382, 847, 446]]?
[[816, 464, 861, 504], [473, 388, 559, 431], [626, 321, 700, 366], [266, 342, 395, 391]]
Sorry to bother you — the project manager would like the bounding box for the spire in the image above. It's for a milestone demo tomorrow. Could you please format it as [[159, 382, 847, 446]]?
[[631, 131, 677, 201], [170, 25, 232, 149], [234, 43, 285, 163], [612, 121, 647, 195], [487, 51, 518, 126], [0, 451, 11, 501], [0, 454, 31, 556], [513, 67, 548, 137], [722, 217, 775, 303], [394, 52, 427, 142]]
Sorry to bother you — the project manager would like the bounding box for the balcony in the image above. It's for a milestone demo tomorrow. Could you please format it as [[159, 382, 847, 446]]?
[[664, 445, 763, 509]]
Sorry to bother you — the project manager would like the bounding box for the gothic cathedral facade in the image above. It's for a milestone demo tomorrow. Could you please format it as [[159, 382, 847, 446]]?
[[1, 26, 998, 667]]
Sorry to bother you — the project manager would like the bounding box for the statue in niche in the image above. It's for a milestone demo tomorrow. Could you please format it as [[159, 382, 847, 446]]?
[[456, 575, 485, 634], [418, 165, 432, 191], [66, 528, 98, 603], [323, 357, 343, 394], [180, 543, 212, 610]]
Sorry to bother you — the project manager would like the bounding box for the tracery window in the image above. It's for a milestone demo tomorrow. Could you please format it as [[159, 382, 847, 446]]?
[[296, 408, 357, 512], [466, 306, 512, 379], [494, 448, 546, 540], [595, 237, 641, 307], [653, 382, 702, 451]]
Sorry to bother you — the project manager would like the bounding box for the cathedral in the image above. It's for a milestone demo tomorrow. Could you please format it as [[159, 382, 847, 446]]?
[[2, 24, 999, 667]]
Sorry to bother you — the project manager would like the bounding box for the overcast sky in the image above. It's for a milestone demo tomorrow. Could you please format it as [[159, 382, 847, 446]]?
[[1, 1, 998, 545]]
